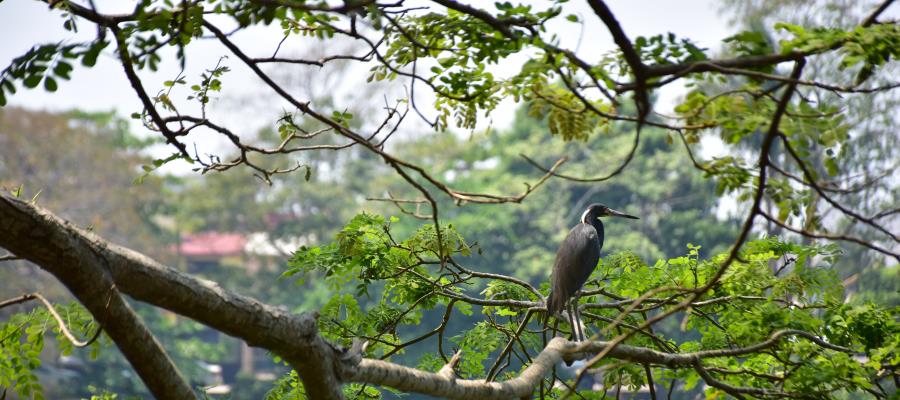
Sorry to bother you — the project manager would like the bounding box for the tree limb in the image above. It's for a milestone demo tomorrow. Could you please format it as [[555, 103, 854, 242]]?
[[0, 196, 197, 400]]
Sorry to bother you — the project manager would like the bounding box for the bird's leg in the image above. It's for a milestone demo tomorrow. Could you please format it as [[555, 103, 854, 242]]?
[[566, 301, 581, 342], [572, 296, 584, 342], [566, 298, 581, 342], [574, 294, 586, 341]]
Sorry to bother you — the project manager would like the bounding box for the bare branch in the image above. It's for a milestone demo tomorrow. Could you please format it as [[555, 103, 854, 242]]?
[[0, 293, 35, 309], [108, 27, 189, 157], [586, 0, 649, 121], [203, 20, 567, 205], [779, 133, 899, 243], [758, 209, 900, 262], [768, 160, 896, 195], [0, 292, 104, 348], [519, 132, 638, 183], [862, 0, 897, 26], [248, 0, 377, 13]]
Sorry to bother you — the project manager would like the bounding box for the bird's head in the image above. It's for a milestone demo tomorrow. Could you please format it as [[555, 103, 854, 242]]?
[[581, 203, 640, 224]]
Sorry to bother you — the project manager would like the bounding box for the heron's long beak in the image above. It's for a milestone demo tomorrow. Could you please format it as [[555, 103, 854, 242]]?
[[606, 208, 639, 219]]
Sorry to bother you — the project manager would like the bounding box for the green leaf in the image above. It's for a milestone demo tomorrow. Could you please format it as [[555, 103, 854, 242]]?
[[23, 75, 41, 88], [43, 76, 57, 92], [53, 62, 72, 80], [81, 44, 103, 67], [496, 308, 517, 316]]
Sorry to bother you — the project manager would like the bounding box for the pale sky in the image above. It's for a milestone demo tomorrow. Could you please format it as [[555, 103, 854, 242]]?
[[0, 0, 733, 163], [0, 0, 734, 178]]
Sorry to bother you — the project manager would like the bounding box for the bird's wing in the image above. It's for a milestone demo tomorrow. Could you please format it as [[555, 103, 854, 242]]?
[[548, 224, 601, 315]]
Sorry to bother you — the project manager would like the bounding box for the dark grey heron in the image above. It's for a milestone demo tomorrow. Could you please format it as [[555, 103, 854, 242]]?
[[546, 203, 639, 341]]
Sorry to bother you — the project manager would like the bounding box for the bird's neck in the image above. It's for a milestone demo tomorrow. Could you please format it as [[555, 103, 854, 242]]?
[[581, 209, 605, 235], [589, 218, 604, 238], [582, 214, 605, 251]]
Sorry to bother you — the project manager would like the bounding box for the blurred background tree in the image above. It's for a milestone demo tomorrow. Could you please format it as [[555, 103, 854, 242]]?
[[717, 0, 900, 307]]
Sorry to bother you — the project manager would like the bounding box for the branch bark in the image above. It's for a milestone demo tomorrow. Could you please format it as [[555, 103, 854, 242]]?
[[0, 196, 197, 400], [0, 194, 343, 399]]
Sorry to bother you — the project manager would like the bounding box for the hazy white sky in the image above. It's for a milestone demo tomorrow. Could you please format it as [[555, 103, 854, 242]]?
[[0, 1, 730, 113], [0, 0, 733, 159]]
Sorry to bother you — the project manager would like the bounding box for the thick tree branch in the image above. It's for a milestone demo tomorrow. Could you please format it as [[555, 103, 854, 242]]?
[[0, 196, 197, 400], [345, 329, 854, 400], [0, 194, 343, 399]]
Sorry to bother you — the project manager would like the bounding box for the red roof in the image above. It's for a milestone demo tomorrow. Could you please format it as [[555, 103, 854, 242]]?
[[178, 232, 247, 257]]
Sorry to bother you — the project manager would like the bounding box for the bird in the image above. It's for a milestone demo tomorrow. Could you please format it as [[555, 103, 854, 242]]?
[[546, 203, 639, 341]]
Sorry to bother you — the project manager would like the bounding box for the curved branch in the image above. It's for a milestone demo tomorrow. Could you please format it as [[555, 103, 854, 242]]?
[[21, 292, 104, 348], [519, 128, 638, 183], [586, 0, 649, 121], [758, 209, 900, 262], [0, 196, 197, 400]]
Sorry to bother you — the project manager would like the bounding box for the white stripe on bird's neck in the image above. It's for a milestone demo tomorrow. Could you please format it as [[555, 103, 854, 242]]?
[[581, 208, 591, 224]]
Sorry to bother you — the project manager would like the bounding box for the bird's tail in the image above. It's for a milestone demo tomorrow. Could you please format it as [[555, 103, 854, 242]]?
[[543, 290, 565, 326], [543, 290, 565, 351]]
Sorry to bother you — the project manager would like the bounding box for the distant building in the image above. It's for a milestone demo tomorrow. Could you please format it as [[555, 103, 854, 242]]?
[[176, 231, 312, 273], [177, 231, 248, 273]]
